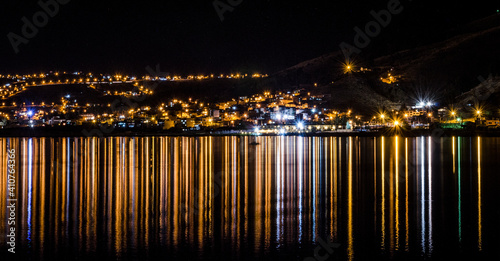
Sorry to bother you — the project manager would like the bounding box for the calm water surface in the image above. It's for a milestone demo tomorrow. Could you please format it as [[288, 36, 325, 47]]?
[[1, 136, 499, 260]]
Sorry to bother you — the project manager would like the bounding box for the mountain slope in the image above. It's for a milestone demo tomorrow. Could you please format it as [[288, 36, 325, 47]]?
[[269, 14, 500, 113]]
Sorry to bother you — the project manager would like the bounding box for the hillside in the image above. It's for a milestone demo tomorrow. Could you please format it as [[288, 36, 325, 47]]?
[[3, 15, 500, 116], [269, 14, 500, 112]]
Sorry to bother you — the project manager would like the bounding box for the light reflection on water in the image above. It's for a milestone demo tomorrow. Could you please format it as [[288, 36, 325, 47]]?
[[0, 136, 499, 260]]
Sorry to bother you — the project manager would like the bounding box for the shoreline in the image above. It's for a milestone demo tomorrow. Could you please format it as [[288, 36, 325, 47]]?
[[0, 126, 499, 138]]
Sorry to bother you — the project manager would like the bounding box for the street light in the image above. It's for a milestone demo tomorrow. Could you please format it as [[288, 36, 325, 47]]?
[[343, 61, 354, 74], [296, 121, 305, 130]]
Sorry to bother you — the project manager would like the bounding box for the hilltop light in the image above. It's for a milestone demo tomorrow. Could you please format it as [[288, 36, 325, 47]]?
[[343, 61, 354, 74]]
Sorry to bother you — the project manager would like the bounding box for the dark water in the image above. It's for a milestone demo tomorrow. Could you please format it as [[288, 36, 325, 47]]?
[[1, 136, 499, 260]]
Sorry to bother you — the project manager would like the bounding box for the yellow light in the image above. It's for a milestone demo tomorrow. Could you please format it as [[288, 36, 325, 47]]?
[[343, 61, 355, 73], [394, 121, 400, 126]]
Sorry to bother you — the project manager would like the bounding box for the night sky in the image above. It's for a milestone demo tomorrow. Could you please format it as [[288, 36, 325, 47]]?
[[1, 1, 498, 75]]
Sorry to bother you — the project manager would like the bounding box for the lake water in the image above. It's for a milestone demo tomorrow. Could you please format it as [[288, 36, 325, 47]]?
[[1, 136, 499, 260]]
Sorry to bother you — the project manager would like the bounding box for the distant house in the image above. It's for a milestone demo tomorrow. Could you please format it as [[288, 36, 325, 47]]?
[[485, 119, 500, 128], [48, 116, 68, 125]]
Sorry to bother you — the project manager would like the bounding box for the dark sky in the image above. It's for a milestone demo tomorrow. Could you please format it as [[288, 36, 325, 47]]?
[[0, 0, 498, 75]]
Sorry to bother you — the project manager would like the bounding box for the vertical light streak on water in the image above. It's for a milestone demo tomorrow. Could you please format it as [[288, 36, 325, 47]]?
[[131, 138, 136, 245], [121, 136, 126, 248], [276, 136, 282, 245], [405, 138, 409, 252], [458, 137, 462, 243], [477, 137, 482, 251], [173, 138, 179, 247], [224, 137, 229, 239], [427, 137, 433, 254], [381, 136, 386, 251], [298, 137, 303, 243], [265, 137, 272, 248], [238, 138, 242, 249], [27, 138, 32, 244], [254, 137, 262, 251], [328, 138, 333, 240], [281, 137, 285, 243], [395, 136, 400, 251], [324, 138, 328, 239], [66, 138, 70, 229], [347, 137, 354, 261], [208, 137, 213, 237], [420, 137, 426, 255], [244, 137, 248, 241], [389, 138, 394, 254], [197, 138, 204, 253], [312, 138, 317, 242], [452, 137, 456, 174], [333, 137, 338, 241], [146, 138, 151, 246], [159, 137, 165, 245], [233, 137, 237, 244]]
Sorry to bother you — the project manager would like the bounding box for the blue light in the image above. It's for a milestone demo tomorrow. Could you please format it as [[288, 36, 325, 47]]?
[[276, 113, 282, 120], [297, 121, 304, 130], [27, 110, 33, 117]]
